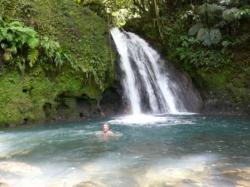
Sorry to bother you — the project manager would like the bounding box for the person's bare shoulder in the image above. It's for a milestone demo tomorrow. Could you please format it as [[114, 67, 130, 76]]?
[[107, 131, 115, 136]]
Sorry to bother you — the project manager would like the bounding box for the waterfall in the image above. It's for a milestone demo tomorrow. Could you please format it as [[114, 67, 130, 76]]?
[[110, 28, 201, 114]]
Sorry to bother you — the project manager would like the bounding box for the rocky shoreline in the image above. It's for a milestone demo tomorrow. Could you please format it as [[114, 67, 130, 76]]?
[[1, 94, 249, 129], [1, 160, 250, 187]]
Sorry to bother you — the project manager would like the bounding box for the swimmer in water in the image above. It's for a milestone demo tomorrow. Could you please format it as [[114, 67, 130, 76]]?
[[102, 123, 114, 137], [95, 123, 120, 141]]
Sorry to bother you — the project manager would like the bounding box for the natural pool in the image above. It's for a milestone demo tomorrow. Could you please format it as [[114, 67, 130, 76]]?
[[0, 115, 250, 187]]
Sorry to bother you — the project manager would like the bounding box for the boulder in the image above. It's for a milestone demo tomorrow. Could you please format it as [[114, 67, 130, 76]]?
[[0, 161, 42, 177]]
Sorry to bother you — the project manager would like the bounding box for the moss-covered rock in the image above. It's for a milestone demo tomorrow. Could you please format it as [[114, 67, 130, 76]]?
[[193, 66, 250, 115], [1, 0, 114, 89], [0, 0, 115, 126], [0, 66, 103, 125]]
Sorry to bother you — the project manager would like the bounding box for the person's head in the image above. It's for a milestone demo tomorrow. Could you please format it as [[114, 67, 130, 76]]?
[[102, 123, 110, 133]]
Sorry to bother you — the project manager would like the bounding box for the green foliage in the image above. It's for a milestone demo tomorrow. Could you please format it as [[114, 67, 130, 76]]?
[[0, 0, 114, 90], [126, 0, 249, 71], [198, 71, 228, 90], [223, 8, 241, 22], [75, 0, 132, 12], [139, 14, 231, 70], [209, 29, 222, 45], [120, 0, 250, 109], [32, 0, 113, 90], [0, 17, 74, 73], [75, 0, 136, 26], [196, 28, 222, 46], [187, 1, 250, 47], [197, 3, 225, 18], [27, 49, 39, 67], [237, 8, 250, 17], [0, 0, 115, 126], [195, 67, 250, 105], [176, 35, 231, 69], [188, 23, 203, 36]]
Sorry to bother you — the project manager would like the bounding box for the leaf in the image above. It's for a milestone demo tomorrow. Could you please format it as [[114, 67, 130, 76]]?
[[223, 8, 241, 22], [10, 45, 17, 54], [27, 38, 39, 49], [197, 3, 225, 17], [222, 41, 231, 47], [210, 29, 222, 44], [6, 33, 13, 42], [188, 23, 203, 36], [219, 0, 233, 6], [9, 21, 23, 27], [0, 28, 8, 41], [1, 43, 7, 49], [27, 49, 39, 67], [0, 17, 5, 27], [197, 28, 211, 46], [11, 26, 37, 37], [16, 57, 26, 75], [54, 52, 63, 66]]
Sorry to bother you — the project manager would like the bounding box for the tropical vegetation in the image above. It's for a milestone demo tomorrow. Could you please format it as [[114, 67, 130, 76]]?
[[0, 0, 249, 126]]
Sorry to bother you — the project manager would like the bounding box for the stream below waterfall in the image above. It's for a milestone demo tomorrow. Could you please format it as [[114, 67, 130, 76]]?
[[0, 115, 250, 187]]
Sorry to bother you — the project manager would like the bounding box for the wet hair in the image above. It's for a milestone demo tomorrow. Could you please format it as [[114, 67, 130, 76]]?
[[102, 123, 110, 129]]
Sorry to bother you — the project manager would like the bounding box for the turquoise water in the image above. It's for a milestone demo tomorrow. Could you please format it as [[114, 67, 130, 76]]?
[[0, 115, 250, 186]]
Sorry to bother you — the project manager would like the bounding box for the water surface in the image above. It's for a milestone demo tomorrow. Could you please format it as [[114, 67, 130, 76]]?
[[0, 115, 250, 187]]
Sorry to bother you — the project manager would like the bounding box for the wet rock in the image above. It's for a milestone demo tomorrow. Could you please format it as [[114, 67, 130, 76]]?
[[236, 180, 250, 187], [54, 87, 123, 123], [0, 149, 31, 159], [0, 161, 42, 177], [100, 86, 123, 116], [221, 167, 250, 179], [136, 166, 209, 187], [73, 181, 103, 187], [163, 60, 203, 113], [48, 179, 67, 187], [221, 167, 250, 187], [0, 182, 10, 187]]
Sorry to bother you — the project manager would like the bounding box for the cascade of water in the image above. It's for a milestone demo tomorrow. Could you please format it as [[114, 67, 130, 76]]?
[[110, 28, 188, 114], [110, 28, 141, 114]]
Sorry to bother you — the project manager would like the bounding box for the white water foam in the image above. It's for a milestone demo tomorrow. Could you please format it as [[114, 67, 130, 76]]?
[[108, 114, 196, 126]]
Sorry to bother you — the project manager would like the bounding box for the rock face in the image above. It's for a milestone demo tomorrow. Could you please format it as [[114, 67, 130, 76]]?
[[201, 91, 250, 115], [163, 59, 203, 113], [53, 87, 123, 122]]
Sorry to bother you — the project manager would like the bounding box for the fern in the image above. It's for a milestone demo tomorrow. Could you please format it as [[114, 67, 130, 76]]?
[[0, 17, 76, 72], [27, 48, 39, 67], [27, 38, 39, 49], [15, 56, 26, 75]]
